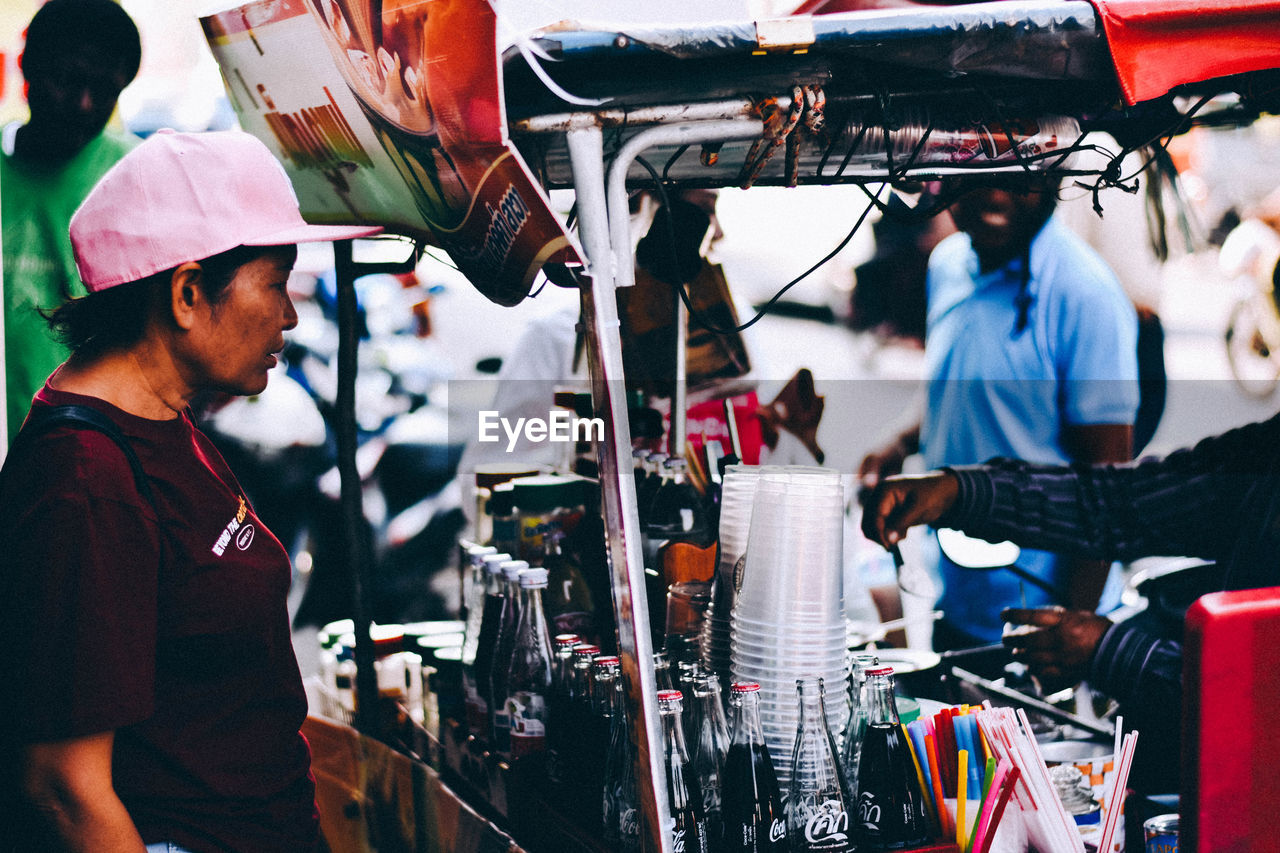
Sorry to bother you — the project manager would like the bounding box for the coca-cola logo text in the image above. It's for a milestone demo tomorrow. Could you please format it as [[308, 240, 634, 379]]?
[[804, 800, 849, 844]]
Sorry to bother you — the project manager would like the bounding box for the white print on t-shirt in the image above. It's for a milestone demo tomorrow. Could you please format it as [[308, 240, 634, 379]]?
[[212, 496, 250, 557]]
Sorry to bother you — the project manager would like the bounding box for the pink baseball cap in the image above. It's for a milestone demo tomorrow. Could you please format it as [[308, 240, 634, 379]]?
[[70, 129, 383, 292]]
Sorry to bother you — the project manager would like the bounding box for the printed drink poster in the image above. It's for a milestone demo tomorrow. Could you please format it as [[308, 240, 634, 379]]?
[[201, 0, 579, 306]]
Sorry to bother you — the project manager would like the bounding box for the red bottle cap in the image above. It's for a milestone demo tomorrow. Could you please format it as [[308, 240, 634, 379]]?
[[731, 682, 761, 693], [866, 665, 895, 677], [594, 655, 621, 666], [657, 689, 684, 703]]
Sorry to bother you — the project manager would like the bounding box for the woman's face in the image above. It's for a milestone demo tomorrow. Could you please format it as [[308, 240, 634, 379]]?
[[187, 248, 298, 396]]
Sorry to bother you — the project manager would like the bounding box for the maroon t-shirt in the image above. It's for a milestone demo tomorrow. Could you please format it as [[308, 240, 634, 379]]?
[[1, 386, 317, 852]]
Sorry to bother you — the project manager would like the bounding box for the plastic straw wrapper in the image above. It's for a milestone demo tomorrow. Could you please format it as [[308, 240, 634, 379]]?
[[1097, 731, 1140, 853]]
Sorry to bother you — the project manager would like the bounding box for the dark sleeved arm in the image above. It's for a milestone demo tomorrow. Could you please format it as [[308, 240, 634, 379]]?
[[1089, 620, 1182, 708], [937, 415, 1280, 564]]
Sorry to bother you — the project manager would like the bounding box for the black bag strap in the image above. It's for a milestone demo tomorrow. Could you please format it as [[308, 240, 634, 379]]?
[[13, 404, 156, 508]]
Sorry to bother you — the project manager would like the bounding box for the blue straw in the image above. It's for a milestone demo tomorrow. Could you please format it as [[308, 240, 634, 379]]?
[[960, 716, 983, 792], [907, 721, 933, 794]]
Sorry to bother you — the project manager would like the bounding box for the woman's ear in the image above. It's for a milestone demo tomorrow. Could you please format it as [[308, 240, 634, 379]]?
[[169, 262, 205, 331]]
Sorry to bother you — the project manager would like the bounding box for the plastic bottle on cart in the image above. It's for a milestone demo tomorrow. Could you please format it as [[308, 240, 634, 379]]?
[[840, 652, 880, 787], [490, 559, 528, 755], [855, 666, 930, 850], [461, 544, 496, 650], [721, 682, 788, 852], [541, 528, 596, 643], [504, 567, 554, 759], [514, 475, 583, 565], [691, 672, 731, 848], [647, 457, 710, 546], [469, 552, 511, 738], [488, 484, 520, 557], [602, 671, 640, 851], [546, 633, 581, 784], [788, 678, 854, 853], [658, 689, 711, 853]]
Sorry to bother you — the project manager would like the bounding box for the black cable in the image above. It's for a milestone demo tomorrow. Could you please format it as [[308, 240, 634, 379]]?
[[634, 154, 882, 334]]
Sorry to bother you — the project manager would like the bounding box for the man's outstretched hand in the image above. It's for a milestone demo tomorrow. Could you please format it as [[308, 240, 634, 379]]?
[[1001, 606, 1111, 691], [859, 471, 959, 549]]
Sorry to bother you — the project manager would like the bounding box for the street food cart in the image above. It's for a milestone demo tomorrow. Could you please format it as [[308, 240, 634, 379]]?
[[198, 0, 1280, 849]]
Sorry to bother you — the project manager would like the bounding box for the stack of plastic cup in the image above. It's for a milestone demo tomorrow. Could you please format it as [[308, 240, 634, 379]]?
[[701, 464, 765, 684], [729, 465, 849, 790]]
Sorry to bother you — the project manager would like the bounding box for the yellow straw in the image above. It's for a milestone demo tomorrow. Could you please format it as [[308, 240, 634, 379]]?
[[957, 749, 970, 849], [904, 727, 938, 836]]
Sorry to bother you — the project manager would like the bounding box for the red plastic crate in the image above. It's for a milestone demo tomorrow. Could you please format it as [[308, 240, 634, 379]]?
[[1184, 585, 1280, 850]]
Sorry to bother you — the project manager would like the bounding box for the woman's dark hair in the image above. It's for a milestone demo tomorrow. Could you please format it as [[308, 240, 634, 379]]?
[[46, 244, 281, 357], [23, 0, 142, 84]]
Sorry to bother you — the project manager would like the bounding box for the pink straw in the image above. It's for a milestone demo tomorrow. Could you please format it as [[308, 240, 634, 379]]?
[[968, 757, 1012, 853]]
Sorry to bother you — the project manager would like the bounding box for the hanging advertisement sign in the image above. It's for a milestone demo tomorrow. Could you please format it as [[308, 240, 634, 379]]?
[[201, 0, 580, 306]]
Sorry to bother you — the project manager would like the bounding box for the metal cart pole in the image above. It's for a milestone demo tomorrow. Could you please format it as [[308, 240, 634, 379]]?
[[566, 119, 760, 852], [332, 238, 420, 735], [566, 125, 671, 853]]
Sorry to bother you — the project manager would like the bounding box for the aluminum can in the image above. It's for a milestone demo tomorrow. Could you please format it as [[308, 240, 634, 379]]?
[[1144, 814, 1179, 853]]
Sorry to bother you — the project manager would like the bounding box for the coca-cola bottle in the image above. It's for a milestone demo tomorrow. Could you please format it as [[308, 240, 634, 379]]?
[[490, 559, 528, 756], [587, 655, 622, 805], [546, 633, 581, 784], [721, 682, 788, 852], [504, 567, 554, 759], [658, 689, 710, 853], [566, 644, 601, 802], [469, 552, 512, 738], [691, 673, 730, 848], [788, 678, 854, 852], [840, 653, 879, 788], [855, 666, 930, 850], [599, 662, 629, 844]]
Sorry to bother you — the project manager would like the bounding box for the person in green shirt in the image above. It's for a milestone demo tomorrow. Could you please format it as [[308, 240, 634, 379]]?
[[2, 0, 141, 440]]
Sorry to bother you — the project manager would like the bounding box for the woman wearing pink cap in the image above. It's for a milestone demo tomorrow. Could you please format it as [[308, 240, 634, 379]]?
[[0, 131, 379, 852]]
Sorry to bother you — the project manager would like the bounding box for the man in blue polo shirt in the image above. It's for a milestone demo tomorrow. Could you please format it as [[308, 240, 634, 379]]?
[[859, 178, 1138, 650]]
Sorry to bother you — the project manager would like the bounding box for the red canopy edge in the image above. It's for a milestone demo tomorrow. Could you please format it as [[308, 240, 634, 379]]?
[[1088, 0, 1280, 105]]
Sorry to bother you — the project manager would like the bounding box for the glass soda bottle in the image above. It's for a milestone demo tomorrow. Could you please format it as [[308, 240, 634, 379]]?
[[469, 552, 512, 738], [567, 644, 601, 802], [788, 678, 854, 852], [587, 655, 622, 806], [658, 689, 710, 853], [855, 666, 930, 850], [721, 682, 788, 852], [691, 673, 730, 848], [504, 567, 554, 759], [840, 652, 879, 788], [599, 661, 627, 843], [490, 559, 527, 755], [546, 633, 581, 784], [603, 673, 641, 851]]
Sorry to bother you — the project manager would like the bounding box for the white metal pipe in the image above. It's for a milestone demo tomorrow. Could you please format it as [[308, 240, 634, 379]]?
[[605, 119, 761, 291], [565, 125, 672, 853], [512, 98, 780, 134]]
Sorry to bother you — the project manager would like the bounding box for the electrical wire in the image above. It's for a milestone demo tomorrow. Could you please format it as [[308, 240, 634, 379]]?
[[634, 154, 883, 334]]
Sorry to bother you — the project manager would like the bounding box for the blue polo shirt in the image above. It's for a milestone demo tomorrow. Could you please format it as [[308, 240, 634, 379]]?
[[922, 216, 1138, 641]]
